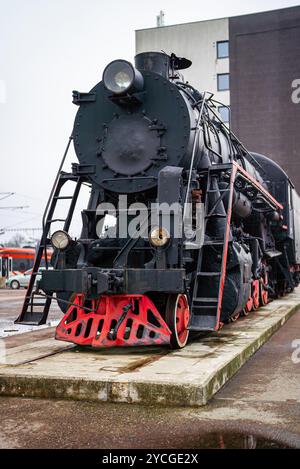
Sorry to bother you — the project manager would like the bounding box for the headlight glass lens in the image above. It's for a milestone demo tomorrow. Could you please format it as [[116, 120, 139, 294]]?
[[149, 227, 170, 247], [103, 60, 134, 94], [50, 230, 70, 250], [114, 71, 132, 89]]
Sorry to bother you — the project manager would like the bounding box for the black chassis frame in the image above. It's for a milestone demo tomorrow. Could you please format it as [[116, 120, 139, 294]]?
[[40, 267, 186, 297]]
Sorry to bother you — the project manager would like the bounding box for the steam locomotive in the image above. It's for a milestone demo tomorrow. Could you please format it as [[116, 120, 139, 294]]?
[[16, 52, 300, 349]]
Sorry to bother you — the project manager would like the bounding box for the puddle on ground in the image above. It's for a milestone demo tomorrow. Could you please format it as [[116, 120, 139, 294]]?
[[180, 432, 293, 449]]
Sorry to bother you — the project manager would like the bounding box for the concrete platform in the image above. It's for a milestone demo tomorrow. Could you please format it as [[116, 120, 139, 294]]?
[[0, 289, 299, 407]]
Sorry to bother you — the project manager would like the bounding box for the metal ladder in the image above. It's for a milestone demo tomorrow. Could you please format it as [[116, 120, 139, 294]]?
[[15, 172, 81, 325], [15, 136, 82, 326], [189, 164, 236, 331]]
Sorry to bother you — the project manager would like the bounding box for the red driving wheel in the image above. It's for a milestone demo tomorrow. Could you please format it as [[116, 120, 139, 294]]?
[[260, 271, 269, 306], [252, 280, 260, 310], [245, 294, 254, 314], [165, 294, 190, 349]]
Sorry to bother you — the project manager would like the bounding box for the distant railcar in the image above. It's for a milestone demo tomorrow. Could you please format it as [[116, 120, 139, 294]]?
[[0, 247, 51, 287], [0, 247, 37, 285]]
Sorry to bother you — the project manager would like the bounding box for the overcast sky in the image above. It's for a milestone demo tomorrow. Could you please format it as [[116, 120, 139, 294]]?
[[0, 0, 299, 241]]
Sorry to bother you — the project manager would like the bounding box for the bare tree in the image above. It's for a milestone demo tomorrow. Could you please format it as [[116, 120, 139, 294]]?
[[5, 234, 28, 247]]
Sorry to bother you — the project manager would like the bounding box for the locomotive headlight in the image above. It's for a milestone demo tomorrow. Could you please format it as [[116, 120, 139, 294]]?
[[102, 59, 144, 95], [149, 227, 170, 247], [50, 230, 71, 250]]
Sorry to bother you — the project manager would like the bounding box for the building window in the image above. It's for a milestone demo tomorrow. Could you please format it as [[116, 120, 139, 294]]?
[[217, 41, 229, 59], [218, 106, 230, 123], [217, 73, 230, 91]]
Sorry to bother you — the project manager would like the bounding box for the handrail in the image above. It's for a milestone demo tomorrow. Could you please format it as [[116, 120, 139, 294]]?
[[183, 91, 207, 219], [42, 135, 73, 267]]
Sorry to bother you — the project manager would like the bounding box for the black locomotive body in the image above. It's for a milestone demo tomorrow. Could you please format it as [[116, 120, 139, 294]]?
[[16, 52, 300, 349]]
